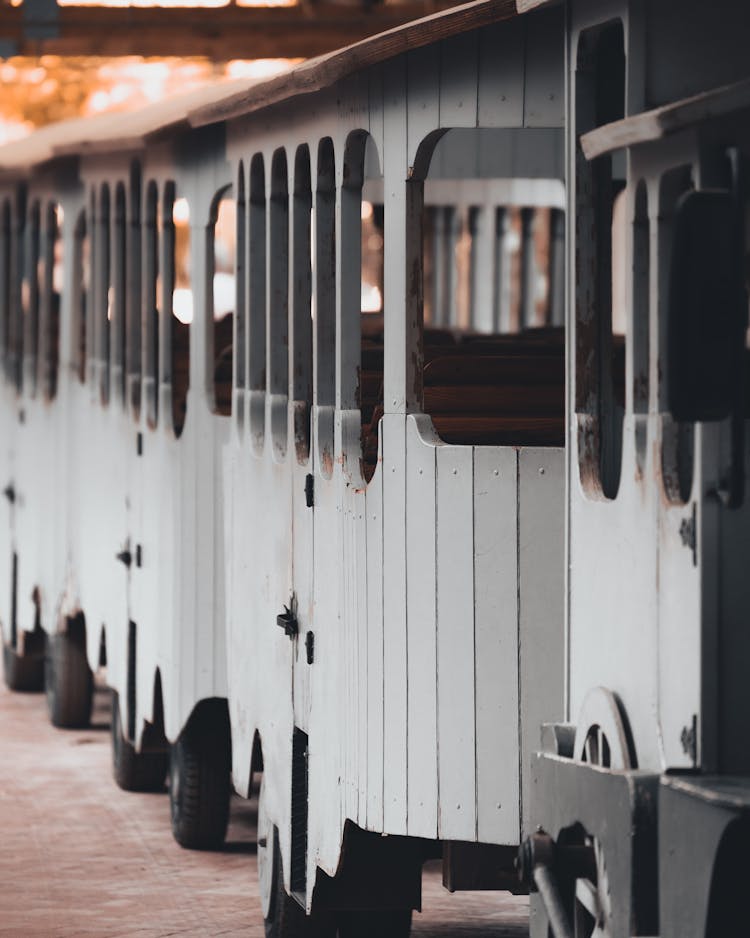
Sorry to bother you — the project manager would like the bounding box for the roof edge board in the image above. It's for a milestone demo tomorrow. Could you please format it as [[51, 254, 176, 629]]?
[[581, 76, 750, 160], [188, 0, 518, 129]]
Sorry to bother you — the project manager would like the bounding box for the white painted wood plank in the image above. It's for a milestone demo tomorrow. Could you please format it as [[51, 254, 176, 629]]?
[[523, 7, 565, 128], [382, 413, 407, 834], [518, 447, 564, 835], [439, 32, 480, 129], [406, 44, 441, 169], [474, 446, 519, 845], [365, 440, 384, 831], [477, 18, 525, 128], [436, 443, 476, 840], [405, 415, 438, 839]]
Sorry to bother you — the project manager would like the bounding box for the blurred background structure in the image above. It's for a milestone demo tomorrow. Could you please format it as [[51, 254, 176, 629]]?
[[0, 0, 455, 144]]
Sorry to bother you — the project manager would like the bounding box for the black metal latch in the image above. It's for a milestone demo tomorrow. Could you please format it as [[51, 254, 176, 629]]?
[[116, 548, 132, 568], [2, 483, 15, 504], [305, 473, 314, 508], [277, 605, 298, 639]]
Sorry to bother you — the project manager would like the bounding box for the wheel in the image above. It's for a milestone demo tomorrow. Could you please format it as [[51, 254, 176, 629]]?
[[169, 708, 231, 849], [45, 625, 93, 728], [258, 776, 335, 938], [3, 639, 44, 692], [111, 691, 167, 792], [336, 910, 412, 938], [570, 688, 635, 938]]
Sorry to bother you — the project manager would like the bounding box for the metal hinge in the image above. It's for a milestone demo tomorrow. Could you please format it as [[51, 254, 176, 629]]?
[[679, 505, 697, 566], [277, 604, 298, 639]]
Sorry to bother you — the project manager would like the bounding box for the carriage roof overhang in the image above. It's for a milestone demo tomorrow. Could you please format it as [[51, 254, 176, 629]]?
[[186, 0, 532, 129], [0, 0, 560, 181], [580, 77, 750, 160]]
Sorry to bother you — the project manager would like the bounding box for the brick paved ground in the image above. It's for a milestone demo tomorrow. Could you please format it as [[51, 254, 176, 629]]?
[[0, 679, 529, 937]]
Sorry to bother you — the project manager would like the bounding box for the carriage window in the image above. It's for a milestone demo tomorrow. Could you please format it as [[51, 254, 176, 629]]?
[[417, 127, 566, 449], [316, 138, 336, 477], [235, 163, 246, 399], [343, 132, 384, 483], [249, 154, 266, 445], [112, 185, 126, 406], [128, 163, 142, 419], [144, 181, 159, 427], [98, 184, 111, 405], [292, 145, 312, 464], [659, 166, 695, 504], [169, 194, 191, 437], [43, 202, 63, 401], [269, 149, 289, 455], [574, 19, 626, 499], [211, 190, 235, 417], [632, 182, 649, 416], [74, 209, 89, 385], [1, 200, 11, 385], [25, 200, 41, 397]]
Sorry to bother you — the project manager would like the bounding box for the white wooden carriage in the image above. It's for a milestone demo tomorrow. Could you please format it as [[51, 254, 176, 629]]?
[[0, 1, 570, 933]]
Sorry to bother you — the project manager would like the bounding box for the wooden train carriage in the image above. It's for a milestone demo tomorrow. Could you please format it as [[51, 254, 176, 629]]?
[[193, 0, 568, 925], [0, 0, 569, 932], [525, 3, 750, 938]]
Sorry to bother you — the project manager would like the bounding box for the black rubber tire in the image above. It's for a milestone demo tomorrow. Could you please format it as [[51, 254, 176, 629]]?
[[111, 691, 168, 792], [169, 710, 231, 849], [336, 910, 412, 938], [264, 829, 335, 938], [45, 628, 93, 728], [3, 640, 45, 692]]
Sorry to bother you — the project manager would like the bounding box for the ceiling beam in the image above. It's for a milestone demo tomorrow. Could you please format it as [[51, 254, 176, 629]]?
[[0, 1, 457, 59]]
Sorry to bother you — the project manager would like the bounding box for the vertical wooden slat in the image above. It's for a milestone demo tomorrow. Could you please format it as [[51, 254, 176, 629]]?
[[406, 416, 438, 838], [407, 44, 441, 168], [474, 446, 519, 844], [523, 7, 565, 128], [520, 206, 536, 330], [518, 447, 565, 834], [477, 18, 526, 128], [382, 413, 407, 833], [439, 32, 480, 129], [436, 443, 476, 840], [365, 440, 385, 830]]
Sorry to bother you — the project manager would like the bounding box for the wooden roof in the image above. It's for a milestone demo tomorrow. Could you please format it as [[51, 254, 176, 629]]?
[[580, 77, 750, 160], [188, 0, 518, 128], [0, 0, 524, 176]]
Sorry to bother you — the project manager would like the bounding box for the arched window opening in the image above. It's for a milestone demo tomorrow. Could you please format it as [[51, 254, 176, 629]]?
[[269, 149, 289, 455], [112, 185, 126, 406], [144, 180, 159, 427], [74, 208, 89, 386], [574, 19, 626, 499], [25, 200, 41, 397], [0, 200, 10, 385], [417, 127, 566, 449], [168, 191, 191, 437], [235, 163, 246, 401], [211, 189, 235, 417], [632, 181, 650, 417], [315, 137, 336, 477], [342, 132, 384, 483], [292, 145, 312, 464], [659, 165, 695, 505], [98, 184, 111, 405], [249, 154, 266, 446], [128, 162, 142, 419], [43, 202, 63, 401]]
